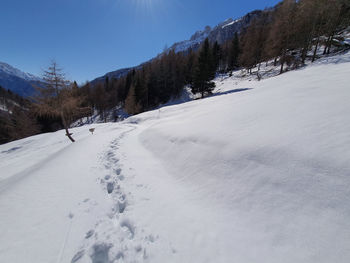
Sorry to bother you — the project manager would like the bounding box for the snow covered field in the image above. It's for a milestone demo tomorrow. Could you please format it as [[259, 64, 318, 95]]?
[[1, 53, 350, 263]]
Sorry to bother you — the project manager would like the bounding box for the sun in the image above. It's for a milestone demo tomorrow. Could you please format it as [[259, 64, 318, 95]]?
[[129, 0, 163, 18]]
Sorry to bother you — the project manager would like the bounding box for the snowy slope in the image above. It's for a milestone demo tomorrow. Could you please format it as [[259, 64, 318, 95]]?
[[1, 54, 350, 263]]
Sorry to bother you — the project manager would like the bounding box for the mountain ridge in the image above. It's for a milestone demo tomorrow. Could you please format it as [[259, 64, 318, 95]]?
[[0, 61, 41, 97], [91, 9, 265, 84]]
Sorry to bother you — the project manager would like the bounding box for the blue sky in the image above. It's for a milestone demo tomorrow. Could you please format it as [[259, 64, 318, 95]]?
[[0, 0, 280, 83]]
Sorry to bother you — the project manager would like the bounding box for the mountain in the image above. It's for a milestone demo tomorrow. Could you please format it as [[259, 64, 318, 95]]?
[[90, 67, 134, 86], [91, 10, 264, 84], [164, 10, 263, 54], [0, 62, 41, 97]]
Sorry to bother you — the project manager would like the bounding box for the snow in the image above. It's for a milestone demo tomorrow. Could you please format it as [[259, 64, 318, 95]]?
[[0, 102, 8, 112], [0, 99, 21, 114], [1, 53, 350, 263], [0, 61, 40, 81], [222, 18, 242, 29], [170, 31, 210, 53]]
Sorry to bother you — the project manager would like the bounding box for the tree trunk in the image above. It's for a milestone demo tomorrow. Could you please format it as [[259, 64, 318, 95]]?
[[301, 46, 308, 64], [279, 52, 285, 75], [274, 57, 278, 67], [323, 36, 331, 55], [312, 36, 320, 62], [61, 112, 75, 143], [327, 34, 335, 55], [280, 61, 284, 74], [65, 127, 75, 142]]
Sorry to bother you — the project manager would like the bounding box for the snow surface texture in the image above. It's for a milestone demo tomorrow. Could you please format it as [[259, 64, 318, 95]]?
[[1, 53, 350, 263]]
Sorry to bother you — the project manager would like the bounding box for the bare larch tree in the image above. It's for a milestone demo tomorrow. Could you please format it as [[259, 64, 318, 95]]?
[[33, 61, 90, 142]]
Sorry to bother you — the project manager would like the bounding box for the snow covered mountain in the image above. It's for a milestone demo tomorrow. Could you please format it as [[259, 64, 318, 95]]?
[[165, 10, 262, 54], [1, 51, 350, 263], [91, 10, 264, 84], [0, 61, 41, 97]]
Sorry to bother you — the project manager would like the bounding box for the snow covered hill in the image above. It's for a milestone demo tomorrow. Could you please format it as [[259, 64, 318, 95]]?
[[1, 53, 350, 263]]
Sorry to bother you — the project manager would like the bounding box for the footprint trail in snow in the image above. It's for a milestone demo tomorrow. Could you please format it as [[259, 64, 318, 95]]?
[[71, 125, 156, 263]]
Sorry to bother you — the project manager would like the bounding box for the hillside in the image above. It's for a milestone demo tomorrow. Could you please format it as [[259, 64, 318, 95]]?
[[0, 52, 349, 263]]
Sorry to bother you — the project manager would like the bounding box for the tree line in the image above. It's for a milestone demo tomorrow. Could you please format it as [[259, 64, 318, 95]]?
[[0, 86, 39, 144], [239, 0, 350, 74]]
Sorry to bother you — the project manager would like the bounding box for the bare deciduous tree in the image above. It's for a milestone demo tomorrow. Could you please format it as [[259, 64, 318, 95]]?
[[33, 61, 89, 142]]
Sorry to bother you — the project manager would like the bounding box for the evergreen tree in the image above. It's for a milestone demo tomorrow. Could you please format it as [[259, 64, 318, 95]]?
[[228, 32, 240, 71], [191, 38, 216, 98], [212, 41, 222, 72], [125, 84, 141, 115]]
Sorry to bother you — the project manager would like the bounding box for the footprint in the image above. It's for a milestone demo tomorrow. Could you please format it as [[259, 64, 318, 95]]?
[[71, 250, 85, 263], [90, 243, 112, 263], [117, 174, 125, 181], [115, 168, 122, 175], [106, 152, 114, 158], [117, 199, 126, 214], [85, 230, 94, 239], [120, 219, 135, 239], [135, 245, 142, 253], [107, 182, 114, 194], [104, 175, 111, 180]]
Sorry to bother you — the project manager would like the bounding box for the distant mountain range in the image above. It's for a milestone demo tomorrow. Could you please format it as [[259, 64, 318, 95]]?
[[91, 10, 264, 84], [0, 62, 41, 97]]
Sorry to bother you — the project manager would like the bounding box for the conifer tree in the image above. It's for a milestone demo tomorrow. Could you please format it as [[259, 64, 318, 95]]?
[[125, 84, 141, 115], [212, 41, 222, 72], [191, 38, 216, 98], [228, 32, 240, 71]]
